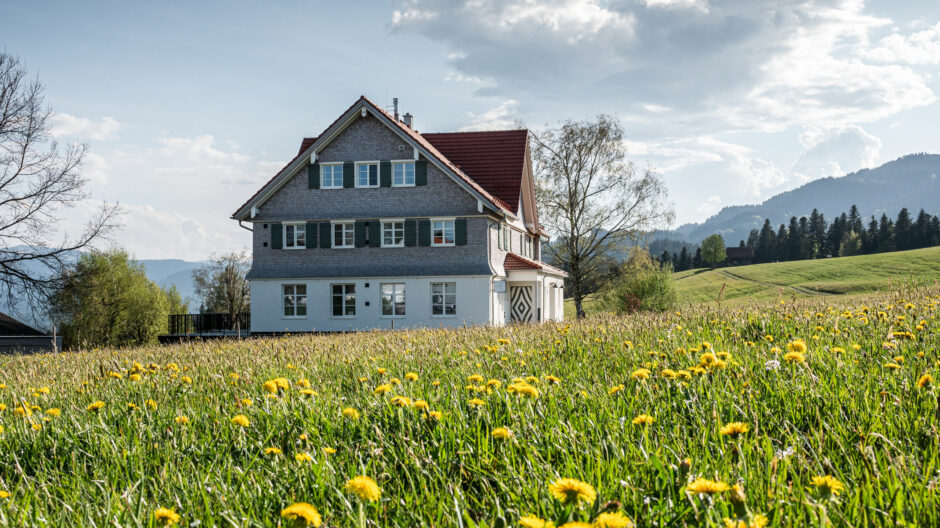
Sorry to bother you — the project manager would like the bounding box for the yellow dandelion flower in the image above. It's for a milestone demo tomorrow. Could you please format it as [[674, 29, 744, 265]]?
[[263, 381, 279, 394], [129, 373, 142, 382], [405, 372, 419, 381], [631, 368, 650, 381], [241, 398, 253, 406], [518, 515, 554, 528], [45, 408, 60, 417], [557, 523, 592, 528], [377, 367, 387, 375], [153, 507, 181, 526], [295, 452, 313, 463], [146, 399, 157, 410], [322, 447, 336, 455], [274, 378, 291, 390], [783, 351, 805, 363], [686, 478, 731, 494], [609, 384, 625, 395], [87, 401, 105, 412], [280, 502, 322, 527], [413, 399, 429, 411], [175, 416, 189, 425], [546, 375, 561, 384], [342, 407, 360, 420], [594, 512, 634, 528], [811, 475, 845, 497], [491, 427, 513, 439], [180, 376, 192, 384], [374, 384, 392, 395], [632, 414, 655, 426], [0, 491, 9, 498], [231, 414, 249, 427], [469, 398, 486, 407], [722, 515, 768, 528], [264, 447, 282, 455], [884, 362, 901, 370], [786, 340, 807, 353], [719, 422, 749, 438], [344, 475, 382, 502], [426, 410, 443, 421], [548, 478, 596, 506], [390, 396, 411, 407], [917, 373, 933, 388]]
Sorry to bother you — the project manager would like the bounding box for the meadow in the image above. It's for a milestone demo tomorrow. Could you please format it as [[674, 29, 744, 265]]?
[[0, 287, 938, 527]]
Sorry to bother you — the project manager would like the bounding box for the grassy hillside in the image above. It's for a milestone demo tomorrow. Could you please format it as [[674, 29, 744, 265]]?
[[0, 290, 938, 526], [674, 246, 940, 306]]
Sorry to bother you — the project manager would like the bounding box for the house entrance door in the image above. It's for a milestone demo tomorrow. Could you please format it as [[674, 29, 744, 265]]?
[[509, 284, 534, 322]]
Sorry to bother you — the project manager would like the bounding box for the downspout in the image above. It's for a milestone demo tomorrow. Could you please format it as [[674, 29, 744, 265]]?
[[238, 220, 253, 232]]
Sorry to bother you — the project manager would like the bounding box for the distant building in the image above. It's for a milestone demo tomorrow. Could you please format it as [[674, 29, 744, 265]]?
[[726, 247, 754, 266], [0, 312, 61, 354]]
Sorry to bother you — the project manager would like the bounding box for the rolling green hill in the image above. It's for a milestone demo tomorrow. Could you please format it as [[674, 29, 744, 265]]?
[[673, 245, 940, 305]]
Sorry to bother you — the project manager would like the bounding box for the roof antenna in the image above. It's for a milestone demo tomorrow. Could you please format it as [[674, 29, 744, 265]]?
[[393, 98, 399, 121]]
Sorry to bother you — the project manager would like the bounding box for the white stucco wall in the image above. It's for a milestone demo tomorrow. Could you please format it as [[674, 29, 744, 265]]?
[[250, 276, 494, 332]]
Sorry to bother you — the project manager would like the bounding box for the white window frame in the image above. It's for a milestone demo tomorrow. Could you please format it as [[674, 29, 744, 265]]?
[[381, 219, 405, 248], [430, 282, 456, 317], [391, 160, 415, 187], [332, 221, 355, 249], [283, 222, 306, 250], [320, 162, 344, 189], [355, 161, 380, 188], [331, 283, 356, 318], [282, 284, 307, 318], [381, 283, 406, 317], [431, 218, 456, 247]]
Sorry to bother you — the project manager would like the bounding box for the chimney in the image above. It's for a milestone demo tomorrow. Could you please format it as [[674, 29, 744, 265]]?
[[403, 113, 413, 129], [393, 98, 399, 121]]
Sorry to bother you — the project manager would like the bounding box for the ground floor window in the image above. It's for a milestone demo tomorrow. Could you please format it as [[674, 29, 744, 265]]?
[[332, 283, 356, 317], [431, 282, 456, 316], [283, 284, 307, 317], [381, 283, 406, 316]]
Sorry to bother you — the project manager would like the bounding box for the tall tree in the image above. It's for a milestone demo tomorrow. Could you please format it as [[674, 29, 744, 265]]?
[[786, 217, 802, 260], [701, 234, 726, 268], [534, 115, 673, 318], [895, 208, 912, 250], [192, 251, 251, 324], [0, 53, 120, 311], [756, 219, 776, 263]]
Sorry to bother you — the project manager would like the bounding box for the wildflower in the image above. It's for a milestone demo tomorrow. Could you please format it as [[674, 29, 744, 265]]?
[[87, 401, 105, 412], [686, 478, 731, 494], [374, 384, 392, 395], [594, 512, 634, 528], [322, 447, 336, 455], [344, 475, 382, 502], [783, 351, 805, 364], [299, 389, 315, 397], [412, 399, 429, 411], [264, 447, 282, 455], [342, 407, 360, 420], [884, 362, 901, 370], [0, 491, 8, 498], [14, 406, 31, 417], [786, 340, 807, 353], [295, 452, 313, 463], [811, 475, 845, 498], [631, 368, 650, 381], [175, 416, 189, 425], [557, 523, 591, 528], [46, 408, 60, 417], [486, 379, 502, 389], [241, 398, 253, 406], [263, 381, 278, 394], [548, 478, 596, 506], [917, 373, 932, 389], [468, 398, 486, 407], [609, 384, 625, 395], [153, 507, 181, 526], [426, 411, 443, 421], [391, 396, 411, 407], [405, 372, 419, 381], [296, 378, 311, 388], [231, 415, 250, 427], [390, 377, 401, 385], [510, 383, 540, 399], [129, 373, 142, 382], [468, 374, 485, 384], [720, 422, 749, 438], [274, 378, 291, 390], [722, 515, 768, 528], [180, 376, 192, 384], [280, 502, 322, 527], [661, 369, 677, 379], [518, 515, 554, 528], [546, 375, 561, 384], [632, 414, 655, 426], [146, 399, 157, 410], [491, 427, 513, 439], [831, 347, 845, 354]]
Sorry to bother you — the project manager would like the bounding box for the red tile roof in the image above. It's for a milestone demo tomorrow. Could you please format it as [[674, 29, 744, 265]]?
[[298, 137, 317, 155], [422, 130, 528, 211], [503, 253, 568, 276]]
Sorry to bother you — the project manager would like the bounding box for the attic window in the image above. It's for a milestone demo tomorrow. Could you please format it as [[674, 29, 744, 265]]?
[[356, 162, 379, 188]]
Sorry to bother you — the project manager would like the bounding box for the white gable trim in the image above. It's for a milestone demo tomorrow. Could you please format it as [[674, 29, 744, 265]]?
[[232, 99, 514, 221]]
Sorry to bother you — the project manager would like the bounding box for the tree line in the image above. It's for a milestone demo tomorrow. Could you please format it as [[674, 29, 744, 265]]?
[[660, 205, 940, 271]]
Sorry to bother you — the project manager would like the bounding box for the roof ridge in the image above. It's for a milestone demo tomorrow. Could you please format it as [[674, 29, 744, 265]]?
[[422, 129, 529, 135]]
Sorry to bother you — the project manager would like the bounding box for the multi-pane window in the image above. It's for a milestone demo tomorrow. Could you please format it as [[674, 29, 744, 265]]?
[[283, 284, 307, 317], [392, 161, 415, 186], [432, 219, 455, 246], [331, 284, 355, 317], [284, 223, 305, 249], [431, 282, 456, 316], [321, 164, 343, 189], [382, 220, 404, 247], [356, 162, 379, 187], [381, 283, 406, 316], [333, 222, 354, 248]]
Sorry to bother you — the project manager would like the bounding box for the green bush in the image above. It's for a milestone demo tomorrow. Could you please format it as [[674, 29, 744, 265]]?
[[600, 249, 678, 314]]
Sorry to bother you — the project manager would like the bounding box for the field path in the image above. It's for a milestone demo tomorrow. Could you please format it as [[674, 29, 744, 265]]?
[[715, 269, 835, 296]]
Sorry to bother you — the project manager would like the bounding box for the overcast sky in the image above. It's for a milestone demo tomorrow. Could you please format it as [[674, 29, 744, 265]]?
[[3, 0, 939, 260]]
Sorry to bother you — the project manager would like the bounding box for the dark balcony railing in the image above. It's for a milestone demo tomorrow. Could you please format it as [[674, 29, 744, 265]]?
[[168, 313, 250, 335]]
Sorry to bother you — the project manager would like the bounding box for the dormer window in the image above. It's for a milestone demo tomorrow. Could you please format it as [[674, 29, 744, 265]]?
[[356, 162, 379, 188], [392, 161, 415, 187]]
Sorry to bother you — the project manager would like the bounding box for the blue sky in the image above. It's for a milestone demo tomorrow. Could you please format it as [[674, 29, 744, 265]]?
[[3, 0, 939, 260]]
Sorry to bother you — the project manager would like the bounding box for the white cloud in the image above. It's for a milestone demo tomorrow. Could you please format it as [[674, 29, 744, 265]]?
[[50, 114, 122, 141], [696, 195, 721, 216], [792, 124, 882, 181], [863, 21, 940, 65], [460, 100, 520, 131], [645, 0, 709, 14]]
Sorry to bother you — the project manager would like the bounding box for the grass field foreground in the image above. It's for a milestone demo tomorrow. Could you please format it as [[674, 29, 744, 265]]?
[[0, 288, 939, 526]]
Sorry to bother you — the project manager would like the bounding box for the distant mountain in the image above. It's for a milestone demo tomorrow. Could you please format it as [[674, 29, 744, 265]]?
[[665, 153, 940, 245]]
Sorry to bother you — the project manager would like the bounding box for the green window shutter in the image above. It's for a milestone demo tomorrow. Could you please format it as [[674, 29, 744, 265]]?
[[305, 222, 317, 248], [355, 220, 367, 247], [418, 219, 431, 246], [455, 218, 468, 246], [380, 161, 392, 187], [368, 221, 380, 247], [415, 160, 427, 186], [271, 223, 283, 249], [319, 222, 331, 248], [343, 161, 355, 188], [308, 163, 320, 189], [404, 219, 417, 247]]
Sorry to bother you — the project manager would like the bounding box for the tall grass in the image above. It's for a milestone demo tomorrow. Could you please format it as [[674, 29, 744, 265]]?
[[0, 288, 937, 526]]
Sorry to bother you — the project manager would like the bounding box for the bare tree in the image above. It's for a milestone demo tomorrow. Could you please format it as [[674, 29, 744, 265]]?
[[0, 53, 120, 312], [533, 115, 673, 319], [192, 251, 250, 324]]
